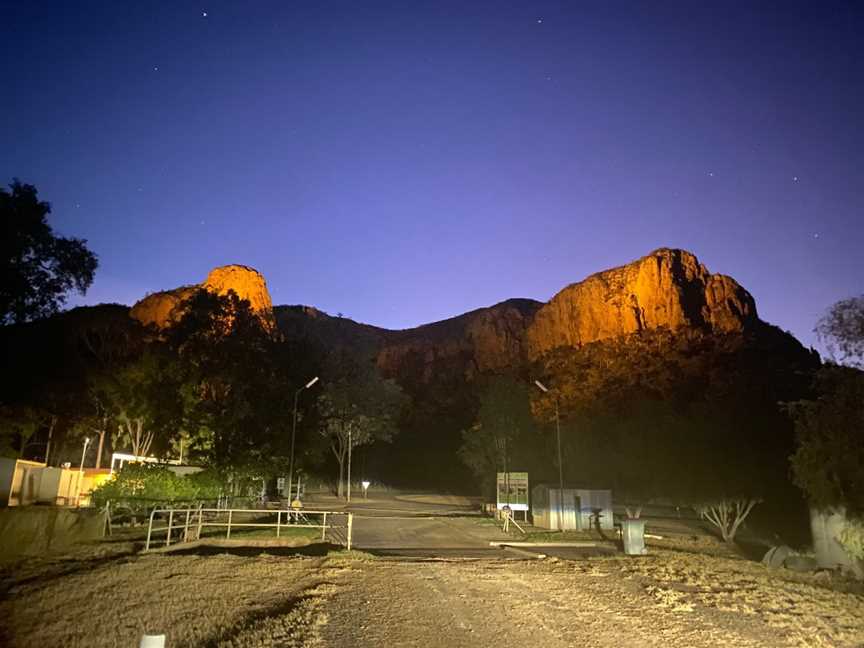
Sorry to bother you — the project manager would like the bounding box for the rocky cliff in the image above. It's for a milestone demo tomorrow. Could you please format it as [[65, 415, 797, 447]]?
[[525, 248, 757, 358], [376, 298, 542, 382], [271, 248, 763, 383], [130, 265, 274, 329], [128, 250, 764, 379]]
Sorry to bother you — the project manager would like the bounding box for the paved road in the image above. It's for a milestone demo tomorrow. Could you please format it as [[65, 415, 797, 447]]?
[[344, 494, 516, 556], [303, 493, 616, 559]]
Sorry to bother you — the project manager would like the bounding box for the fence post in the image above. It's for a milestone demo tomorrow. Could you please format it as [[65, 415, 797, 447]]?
[[145, 508, 157, 551], [347, 513, 353, 551], [227, 509, 233, 539], [197, 503, 204, 541], [166, 509, 175, 547], [322, 512, 327, 542], [184, 509, 191, 541], [276, 510, 281, 538]]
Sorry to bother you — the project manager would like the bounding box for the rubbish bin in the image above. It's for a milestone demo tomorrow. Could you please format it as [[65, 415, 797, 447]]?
[[621, 518, 647, 555]]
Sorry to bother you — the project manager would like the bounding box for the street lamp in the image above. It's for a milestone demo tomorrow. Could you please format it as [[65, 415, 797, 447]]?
[[534, 380, 565, 531], [288, 376, 319, 502], [77, 436, 91, 507]]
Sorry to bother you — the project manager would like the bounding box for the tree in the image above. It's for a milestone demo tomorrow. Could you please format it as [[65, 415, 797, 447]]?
[[458, 376, 535, 497], [318, 359, 406, 499], [96, 349, 183, 458], [817, 295, 864, 368], [1, 180, 98, 324], [166, 289, 291, 480], [787, 366, 864, 516], [0, 405, 56, 460]]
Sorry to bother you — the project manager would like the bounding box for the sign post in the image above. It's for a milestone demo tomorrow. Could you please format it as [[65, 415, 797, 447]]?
[[496, 472, 529, 520]]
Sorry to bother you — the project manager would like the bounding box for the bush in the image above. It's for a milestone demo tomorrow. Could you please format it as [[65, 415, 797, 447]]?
[[838, 518, 864, 562], [91, 463, 223, 507]]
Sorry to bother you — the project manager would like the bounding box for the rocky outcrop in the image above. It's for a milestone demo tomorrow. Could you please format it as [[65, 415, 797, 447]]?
[[129, 286, 197, 329], [201, 265, 274, 316], [129, 250, 760, 379], [130, 265, 274, 329], [525, 249, 757, 358], [271, 249, 759, 382], [376, 299, 541, 381]]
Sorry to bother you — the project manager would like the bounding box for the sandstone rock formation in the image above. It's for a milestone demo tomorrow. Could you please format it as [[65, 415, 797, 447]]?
[[130, 265, 274, 329], [131, 250, 760, 379], [524, 248, 757, 358], [272, 248, 761, 382], [376, 299, 541, 381]]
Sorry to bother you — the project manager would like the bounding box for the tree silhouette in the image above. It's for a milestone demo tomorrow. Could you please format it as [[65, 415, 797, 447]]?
[[1, 180, 98, 324]]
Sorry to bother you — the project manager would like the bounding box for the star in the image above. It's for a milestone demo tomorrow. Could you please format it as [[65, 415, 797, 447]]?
[[537, 18, 543, 24], [202, 11, 208, 18], [793, 176, 799, 182], [813, 233, 820, 239], [153, 66, 159, 71], [707, 171, 714, 177]]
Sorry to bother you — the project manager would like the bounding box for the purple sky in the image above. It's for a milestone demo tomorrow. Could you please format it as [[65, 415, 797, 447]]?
[[2, 1, 862, 351]]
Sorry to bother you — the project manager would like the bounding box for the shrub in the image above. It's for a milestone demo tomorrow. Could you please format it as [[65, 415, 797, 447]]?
[[91, 463, 223, 507]]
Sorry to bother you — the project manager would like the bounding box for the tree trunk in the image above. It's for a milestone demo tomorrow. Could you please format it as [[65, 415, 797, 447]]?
[[336, 455, 345, 498], [696, 499, 759, 543], [95, 428, 106, 469], [44, 416, 56, 465]]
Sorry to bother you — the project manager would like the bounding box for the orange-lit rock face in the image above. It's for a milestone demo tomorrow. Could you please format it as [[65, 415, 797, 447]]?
[[129, 264, 275, 329], [525, 249, 757, 358], [375, 299, 541, 382], [129, 286, 197, 328]]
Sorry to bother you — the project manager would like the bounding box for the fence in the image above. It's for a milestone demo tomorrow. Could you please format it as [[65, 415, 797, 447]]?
[[144, 506, 353, 551]]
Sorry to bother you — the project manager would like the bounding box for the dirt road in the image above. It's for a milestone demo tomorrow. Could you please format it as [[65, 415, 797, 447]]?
[[321, 558, 785, 647], [3, 496, 862, 647]]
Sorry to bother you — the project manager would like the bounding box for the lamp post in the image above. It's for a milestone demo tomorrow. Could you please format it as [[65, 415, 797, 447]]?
[[77, 436, 91, 507], [534, 380, 564, 531], [288, 376, 319, 502]]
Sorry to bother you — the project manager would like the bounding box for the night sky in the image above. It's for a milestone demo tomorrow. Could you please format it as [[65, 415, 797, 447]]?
[[2, 1, 862, 351]]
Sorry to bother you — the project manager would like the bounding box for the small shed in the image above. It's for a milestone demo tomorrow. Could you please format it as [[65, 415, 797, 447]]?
[[531, 485, 614, 531], [0, 458, 86, 507]]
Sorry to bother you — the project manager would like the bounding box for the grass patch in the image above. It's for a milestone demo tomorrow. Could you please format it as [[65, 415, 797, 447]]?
[[519, 529, 609, 543]]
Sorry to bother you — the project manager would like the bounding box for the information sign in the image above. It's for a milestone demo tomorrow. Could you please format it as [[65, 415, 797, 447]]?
[[496, 472, 529, 511]]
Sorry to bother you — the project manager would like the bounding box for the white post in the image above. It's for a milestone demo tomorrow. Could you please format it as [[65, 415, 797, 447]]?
[[145, 509, 157, 551], [322, 512, 327, 541], [276, 510, 281, 538], [227, 509, 233, 539], [347, 513, 353, 551], [166, 509, 174, 547]]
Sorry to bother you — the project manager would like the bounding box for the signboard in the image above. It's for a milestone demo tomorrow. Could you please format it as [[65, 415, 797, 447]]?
[[496, 472, 529, 511]]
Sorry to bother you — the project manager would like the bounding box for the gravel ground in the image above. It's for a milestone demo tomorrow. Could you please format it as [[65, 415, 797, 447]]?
[[2, 534, 862, 647], [321, 554, 864, 648]]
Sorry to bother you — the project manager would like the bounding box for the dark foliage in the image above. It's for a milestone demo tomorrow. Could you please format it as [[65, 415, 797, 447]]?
[[1, 180, 98, 324], [817, 295, 864, 368], [788, 365, 864, 515]]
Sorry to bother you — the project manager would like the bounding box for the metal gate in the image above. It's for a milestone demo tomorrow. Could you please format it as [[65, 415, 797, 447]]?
[[144, 506, 352, 551]]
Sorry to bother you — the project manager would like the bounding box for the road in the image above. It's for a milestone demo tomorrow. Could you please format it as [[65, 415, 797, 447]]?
[[344, 494, 515, 556], [3, 493, 861, 647]]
